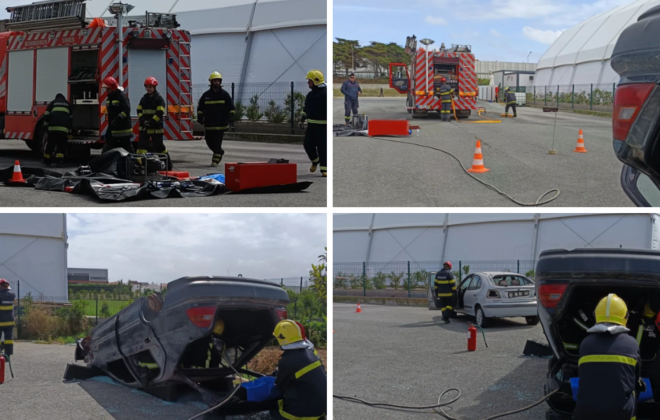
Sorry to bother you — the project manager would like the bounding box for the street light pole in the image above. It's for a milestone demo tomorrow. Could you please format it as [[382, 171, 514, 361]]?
[[527, 51, 532, 64]]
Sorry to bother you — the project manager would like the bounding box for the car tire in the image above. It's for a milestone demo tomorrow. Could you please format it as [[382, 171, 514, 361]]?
[[475, 306, 490, 328], [525, 316, 540, 325]]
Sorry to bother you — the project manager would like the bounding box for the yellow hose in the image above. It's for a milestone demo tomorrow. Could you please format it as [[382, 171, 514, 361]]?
[[451, 98, 502, 123]]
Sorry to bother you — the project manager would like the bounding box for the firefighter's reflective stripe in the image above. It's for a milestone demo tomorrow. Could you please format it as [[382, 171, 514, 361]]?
[[52, 107, 70, 113], [152, 115, 161, 122], [307, 119, 326, 124], [0, 321, 15, 326], [145, 129, 164, 134], [112, 128, 134, 135], [507, 101, 516, 105], [0, 305, 13, 310], [48, 126, 70, 133], [230, 110, 236, 114], [277, 400, 324, 420], [441, 306, 453, 311], [141, 109, 157, 115], [110, 100, 120, 104], [435, 280, 455, 284], [119, 112, 127, 119], [156, 106, 165, 112], [437, 293, 453, 297], [139, 362, 159, 369], [205, 100, 226, 104], [205, 126, 229, 131], [2, 340, 13, 345], [294, 360, 322, 379], [636, 325, 644, 346], [563, 342, 579, 350], [578, 355, 637, 367]]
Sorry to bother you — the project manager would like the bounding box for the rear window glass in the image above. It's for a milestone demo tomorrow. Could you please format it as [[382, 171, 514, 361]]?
[[490, 275, 532, 286]]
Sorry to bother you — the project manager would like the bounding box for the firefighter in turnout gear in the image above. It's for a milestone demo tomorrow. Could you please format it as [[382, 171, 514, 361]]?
[[435, 261, 456, 323], [504, 87, 517, 117], [271, 320, 327, 420], [102, 77, 135, 153], [0, 279, 15, 358], [574, 294, 645, 420], [42, 93, 72, 167], [137, 77, 172, 169], [197, 72, 235, 167], [300, 70, 327, 177], [438, 78, 454, 121], [181, 318, 227, 370]]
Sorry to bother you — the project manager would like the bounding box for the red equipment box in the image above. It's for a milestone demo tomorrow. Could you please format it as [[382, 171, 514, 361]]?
[[224, 162, 297, 192], [368, 119, 410, 137]]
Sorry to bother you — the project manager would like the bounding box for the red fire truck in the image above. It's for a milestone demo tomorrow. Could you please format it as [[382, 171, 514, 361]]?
[[389, 36, 478, 119], [0, 0, 194, 158]]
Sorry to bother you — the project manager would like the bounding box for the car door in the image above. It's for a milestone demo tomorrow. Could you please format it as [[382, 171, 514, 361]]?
[[457, 275, 474, 313], [463, 274, 482, 315]]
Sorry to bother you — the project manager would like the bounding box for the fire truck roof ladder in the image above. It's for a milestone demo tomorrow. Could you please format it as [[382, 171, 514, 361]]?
[[178, 38, 193, 136], [6, 0, 87, 31]]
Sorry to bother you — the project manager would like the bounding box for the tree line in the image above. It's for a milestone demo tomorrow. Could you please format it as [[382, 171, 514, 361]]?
[[333, 38, 408, 77]]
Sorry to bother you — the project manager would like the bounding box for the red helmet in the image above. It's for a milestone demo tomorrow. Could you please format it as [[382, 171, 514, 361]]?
[[144, 77, 158, 87], [294, 321, 307, 340], [443, 261, 452, 269], [0, 279, 9, 287], [440, 77, 447, 83], [102, 77, 118, 90]]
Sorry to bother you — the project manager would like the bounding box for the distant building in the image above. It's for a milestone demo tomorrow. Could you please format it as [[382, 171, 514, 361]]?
[[67, 268, 109, 284], [128, 281, 166, 293]]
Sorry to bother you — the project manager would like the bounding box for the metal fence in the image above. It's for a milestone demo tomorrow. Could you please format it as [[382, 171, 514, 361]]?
[[523, 84, 617, 113], [334, 260, 536, 298]]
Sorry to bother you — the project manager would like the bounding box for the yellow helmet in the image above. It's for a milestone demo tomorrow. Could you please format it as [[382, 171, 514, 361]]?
[[305, 70, 325, 86], [273, 320, 303, 347], [595, 294, 629, 326], [213, 318, 225, 336], [209, 71, 222, 81]]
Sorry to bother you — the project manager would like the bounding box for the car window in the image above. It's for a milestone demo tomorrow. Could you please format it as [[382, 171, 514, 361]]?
[[468, 275, 481, 290], [491, 275, 532, 286], [460, 275, 473, 290]]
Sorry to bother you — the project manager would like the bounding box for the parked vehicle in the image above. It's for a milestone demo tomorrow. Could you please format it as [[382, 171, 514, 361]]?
[[427, 271, 538, 327], [536, 249, 660, 419], [65, 276, 289, 415]]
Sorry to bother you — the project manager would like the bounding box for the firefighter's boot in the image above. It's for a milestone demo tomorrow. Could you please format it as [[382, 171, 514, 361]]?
[[55, 153, 65, 168], [43, 153, 52, 167], [211, 153, 223, 168], [310, 159, 319, 173]]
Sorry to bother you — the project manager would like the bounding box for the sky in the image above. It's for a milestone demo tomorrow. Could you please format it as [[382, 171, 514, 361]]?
[[333, 0, 640, 63], [66, 213, 327, 285]]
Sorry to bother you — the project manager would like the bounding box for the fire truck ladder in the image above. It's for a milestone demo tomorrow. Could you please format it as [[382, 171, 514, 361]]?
[[6, 0, 87, 31], [178, 39, 194, 138]]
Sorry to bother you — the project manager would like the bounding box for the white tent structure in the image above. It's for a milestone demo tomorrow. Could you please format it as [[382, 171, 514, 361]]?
[[534, 0, 660, 87], [85, 0, 327, 101]]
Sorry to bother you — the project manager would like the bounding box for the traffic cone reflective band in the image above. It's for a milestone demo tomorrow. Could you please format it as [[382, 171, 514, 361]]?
[[466, 140, 490, 173], [356, 303, 362, 313], [573, 129, 588, 153], [10, 160, 26, 183]]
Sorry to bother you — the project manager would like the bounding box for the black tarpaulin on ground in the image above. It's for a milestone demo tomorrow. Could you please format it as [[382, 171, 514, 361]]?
[[0, 166, 61, 186]]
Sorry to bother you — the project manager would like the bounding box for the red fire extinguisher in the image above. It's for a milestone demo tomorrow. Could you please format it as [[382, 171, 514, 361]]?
[[0, 355, 5, 384], [467, 324, 477, 352]]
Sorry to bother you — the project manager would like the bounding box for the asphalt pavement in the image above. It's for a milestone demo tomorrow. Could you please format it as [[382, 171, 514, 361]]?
[[2, 341, 271, 420], [333, 98, 632, 207], [333, 303, 551, 420], [0, 139, 326, 207]]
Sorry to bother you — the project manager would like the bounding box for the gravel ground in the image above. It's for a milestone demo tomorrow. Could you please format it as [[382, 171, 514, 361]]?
[[1, 341, 272, 420], [333, 98, 632, 207], [333, 303, 551, 420], [0, 139, 326, 207]]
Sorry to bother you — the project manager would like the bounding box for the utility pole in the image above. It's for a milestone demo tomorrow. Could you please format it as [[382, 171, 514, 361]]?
[[527, 51, 532, 64]]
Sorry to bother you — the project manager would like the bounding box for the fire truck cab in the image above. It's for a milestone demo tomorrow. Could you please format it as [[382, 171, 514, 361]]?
[[389, 36, 478, 119], [0, 0, 194, 158]]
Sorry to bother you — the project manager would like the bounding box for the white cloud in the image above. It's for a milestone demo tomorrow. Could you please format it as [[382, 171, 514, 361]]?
[[522, 26, 564, 44], [425, 15, 448, 26], [490, 29, 502, 37]]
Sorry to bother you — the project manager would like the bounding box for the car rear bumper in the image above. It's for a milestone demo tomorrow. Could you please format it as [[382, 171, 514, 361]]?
[[481, 301, 537, 318]]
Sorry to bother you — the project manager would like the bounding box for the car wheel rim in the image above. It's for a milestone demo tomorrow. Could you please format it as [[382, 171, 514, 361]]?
[[477, 310, 483, 325]]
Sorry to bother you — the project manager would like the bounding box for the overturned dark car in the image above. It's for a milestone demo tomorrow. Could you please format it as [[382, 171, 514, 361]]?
[[536, 249, 660, 420], [64, 276, 289, 415]]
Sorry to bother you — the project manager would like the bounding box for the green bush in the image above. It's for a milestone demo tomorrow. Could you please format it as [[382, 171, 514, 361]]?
[[246, 95, 263, 121], [264, 100, 288, 123], [334, 272, 348, 289], [100, 302, 111, 318], [389, 272, 404, 290], [234, 101, 246, 121], [285, 92, 306, 123], [349, 275, 362, 290], [372, 272, 388, 290]]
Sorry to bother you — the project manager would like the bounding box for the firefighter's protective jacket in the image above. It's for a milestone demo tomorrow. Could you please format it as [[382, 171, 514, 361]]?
[[275, 344, 327, 419], [107, 89, 133, 137], [43, 94, 72, 133], [439, 83, 454, 103], [0, 289, 16, 326], [302, 84, 327, 125], [574, 328, 644, 420], [435, 268, 456, 298], [137, 91, 166, 134], [197, 87, 235, 131], [506, 91, 517, 105]]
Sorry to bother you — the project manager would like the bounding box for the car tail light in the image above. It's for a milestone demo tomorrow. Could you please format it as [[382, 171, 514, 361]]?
[[613, 83, 655, 141], [275, 307, 288, 320], [538, 284, 568, 309], [186, 306, 216, 328]]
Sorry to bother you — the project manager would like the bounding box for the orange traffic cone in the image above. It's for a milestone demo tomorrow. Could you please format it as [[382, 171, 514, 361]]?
[[9, 160, 26, 184], [356, 303, 362, 313], [573, 129, 588, 153], [466, 140, 490, 173]]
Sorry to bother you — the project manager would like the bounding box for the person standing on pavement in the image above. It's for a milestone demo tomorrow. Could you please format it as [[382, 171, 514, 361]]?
[[300, 70, 327, 177], [136, 77, 172, 169], [574, 293, 645, 420], [42, 93, 72, 167], [495, 85, 500, 103], [435, 262, 457, 323], [340, 73, 361, 126], [197, 72, 235, 167], [438, 77, 454, 122], [504, 87, 517, 117], [0, 279, 15, 359], [102, 77, 135, 153]]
